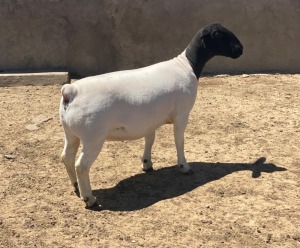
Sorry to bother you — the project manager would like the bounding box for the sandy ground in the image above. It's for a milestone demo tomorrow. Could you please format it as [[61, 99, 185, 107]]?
[[0, 74, 299, 248]]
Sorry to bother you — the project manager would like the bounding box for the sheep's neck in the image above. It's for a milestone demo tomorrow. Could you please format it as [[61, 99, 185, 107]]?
[[185, 37, 214, 79]]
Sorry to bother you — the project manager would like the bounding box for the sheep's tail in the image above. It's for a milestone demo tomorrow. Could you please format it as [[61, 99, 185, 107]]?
[[61, 84, 78, 104]]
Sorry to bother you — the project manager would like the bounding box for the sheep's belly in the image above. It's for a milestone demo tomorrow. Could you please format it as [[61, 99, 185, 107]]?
[[106, 128, 153, 141], [106, 128, 145, 141], [106, 119, 172, 141]]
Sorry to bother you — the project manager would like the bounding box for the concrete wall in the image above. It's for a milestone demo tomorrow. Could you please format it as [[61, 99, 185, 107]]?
[[0, 0, 299, 77]]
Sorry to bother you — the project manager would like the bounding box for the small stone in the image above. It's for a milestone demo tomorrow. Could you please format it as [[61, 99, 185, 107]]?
[[242, 74, 249, 78], [214, 74, 230, 77], [253, 73, 269, 76], [32, 115, 52, 125], [25, 124, 39, 131], [4, 154, 16, 160]]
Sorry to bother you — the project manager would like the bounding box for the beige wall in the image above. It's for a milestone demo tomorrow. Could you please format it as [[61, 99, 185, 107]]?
[[0, 0, 299, 76]]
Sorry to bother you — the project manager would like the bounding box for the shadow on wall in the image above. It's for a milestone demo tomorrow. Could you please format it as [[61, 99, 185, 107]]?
[[92, 157, 286, 211]]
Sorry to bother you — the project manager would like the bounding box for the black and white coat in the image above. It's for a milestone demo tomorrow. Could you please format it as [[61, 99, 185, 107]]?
[[60, 23, 243, 208]]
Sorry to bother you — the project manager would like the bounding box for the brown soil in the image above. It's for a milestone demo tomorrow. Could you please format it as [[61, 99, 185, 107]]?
[[1, 74, 299, 248]]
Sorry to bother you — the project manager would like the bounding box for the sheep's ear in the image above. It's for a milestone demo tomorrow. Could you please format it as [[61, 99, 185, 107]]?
[[200, 29, 210, 39], [201, 31, 213, 50]]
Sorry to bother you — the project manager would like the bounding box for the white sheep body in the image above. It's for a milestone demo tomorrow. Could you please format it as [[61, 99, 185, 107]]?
[[60, 52, 197, 142]]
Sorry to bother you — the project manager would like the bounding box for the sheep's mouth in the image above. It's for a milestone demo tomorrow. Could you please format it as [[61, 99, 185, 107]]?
[[231, 53, 242, 59], [231, 45, 243, 58]]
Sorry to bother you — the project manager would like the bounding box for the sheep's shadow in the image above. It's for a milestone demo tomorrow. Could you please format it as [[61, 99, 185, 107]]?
[[92, 157, 286, 211]]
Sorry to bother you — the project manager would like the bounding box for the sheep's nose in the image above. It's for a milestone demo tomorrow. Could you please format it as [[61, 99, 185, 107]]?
[[234, 44, 243, 56]]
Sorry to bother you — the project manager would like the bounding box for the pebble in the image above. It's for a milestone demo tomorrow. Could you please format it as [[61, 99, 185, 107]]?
[[25, 124, 40, 131], [32, 114, 52, 125], [4, 154, 16, 160], [252, 73, 270, 76], [214, 74, 230, 77], [25, 114, 52, 131]]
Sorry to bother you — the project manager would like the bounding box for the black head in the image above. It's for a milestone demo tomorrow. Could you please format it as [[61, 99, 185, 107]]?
[[200, 23, 243, 59], [185, 23, 243, 78]]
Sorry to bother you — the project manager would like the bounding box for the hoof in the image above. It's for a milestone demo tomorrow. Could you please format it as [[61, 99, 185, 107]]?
[[143, 166, 154, 173], [83, 196, 99, 209], [73, 182, 80, 197], [179, 164, 193, 175], [182, 169, 194, 175], [74, 188, 80, 197], [85, 201, 102, 211]]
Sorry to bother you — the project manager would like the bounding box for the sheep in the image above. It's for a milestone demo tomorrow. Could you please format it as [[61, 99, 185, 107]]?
[[60, 23, 243, 209]]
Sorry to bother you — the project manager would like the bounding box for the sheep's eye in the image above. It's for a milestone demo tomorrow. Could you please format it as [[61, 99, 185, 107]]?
[[213, 31, 223, 39]]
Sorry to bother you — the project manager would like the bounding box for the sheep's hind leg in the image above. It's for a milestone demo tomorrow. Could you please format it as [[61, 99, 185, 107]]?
[[75, 139, 104, 209], [173, 116, 193, 175], [61, 131, 80, 196], [141, 132, 155, 172]]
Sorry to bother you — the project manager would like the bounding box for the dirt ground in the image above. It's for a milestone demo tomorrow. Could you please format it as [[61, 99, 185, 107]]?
[[0, 74, 299, 248]]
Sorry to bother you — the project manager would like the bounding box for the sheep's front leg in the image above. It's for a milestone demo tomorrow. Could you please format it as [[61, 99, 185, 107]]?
[[75, 140, 104, 209], [141, 132, 155, 172], [174, 116, 193, 175]]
